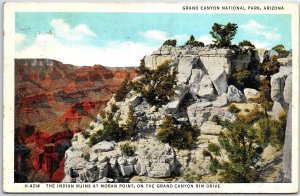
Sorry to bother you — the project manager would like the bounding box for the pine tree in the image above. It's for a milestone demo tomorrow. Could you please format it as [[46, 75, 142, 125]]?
[[204, 118, 262, 182], [210, 23, 238, 48]]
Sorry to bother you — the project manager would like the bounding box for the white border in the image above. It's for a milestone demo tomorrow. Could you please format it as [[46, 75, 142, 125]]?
[[3, 2, 299, 193]]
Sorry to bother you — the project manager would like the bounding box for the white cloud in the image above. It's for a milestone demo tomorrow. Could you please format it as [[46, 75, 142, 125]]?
[[252, 40, 270, 49], [15, 33, 26, 44], [140, 30, 167, 41], [198, 35, 212, 45], [50, 19, 96, 41], [241, 20, 281, 41], [16, 33, 155, 67]]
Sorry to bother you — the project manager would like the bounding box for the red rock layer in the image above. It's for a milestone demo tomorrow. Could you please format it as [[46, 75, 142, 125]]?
[[14, 59, 136, 182]]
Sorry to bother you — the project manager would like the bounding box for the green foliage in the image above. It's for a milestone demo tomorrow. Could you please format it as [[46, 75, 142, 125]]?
[[209, 158, 220, 174], [88, 106, 138, 147], [237, 106, 265, 124], [183, 168, 202, 182], [121, 106, 138, 139], [210, 23, 238, 48], [211, 115, 222, 125], [228, 104, 241, 114], [238, 40, 255, 48], [261, 55, 281, 76], [119, 142, 136, 156], [134, 61, 178, 106], [82, 152, 90, 161], [155, 115, 199, 149], [110, 104, 119, 113], [208, 143, 220, 156], [163, 39, 177, 47], [230, 68, 251, 90], [202, 149, 212, 158], [250, 77, 272, 116], [82, 130, 90, 139], [208, 119, 262, 182], [115, 76, 134, 102], [185, 35, 204, 47], [272, 44, 290, 58], [256, 115, 286, 149]]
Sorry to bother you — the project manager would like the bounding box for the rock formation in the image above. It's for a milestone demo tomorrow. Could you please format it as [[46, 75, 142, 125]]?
[[60, 45, 292, 183]]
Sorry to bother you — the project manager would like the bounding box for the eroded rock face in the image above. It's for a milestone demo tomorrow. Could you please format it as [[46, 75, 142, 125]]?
[[63, 138, 178, 182], [271, 67, 291, 103]]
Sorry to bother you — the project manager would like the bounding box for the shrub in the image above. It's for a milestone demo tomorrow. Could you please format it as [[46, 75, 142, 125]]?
[[110, 104, 119, 113], [88, 108, 138, 147], [209, 158, 220, 174], [82, 131, 90, 139], [163, 39, 177, 47], [202, 149, 212, 158], [134, 61, 178, 106], [185, 35, 204, 47], [257, 117, 286, 149], [183, 168, 202, 182], [208, 143, 220, 156], [272, 44, 289, 58], [115, 76, 133, 102], [261, 55, 280, 76], [230, 68, 251, 90], [238, 40, 255, 48], [211, 115, 222, 125], [210, 23, 238, 48], [155, 115, 199, 149], [121, 105, 138, 139], [119, 142, 136, 156], [228, 104, 241, 114], [82, 152, 90, 161], [237, 106, 264, 124]]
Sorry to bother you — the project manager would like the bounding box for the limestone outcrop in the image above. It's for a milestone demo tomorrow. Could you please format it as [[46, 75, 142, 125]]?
[[63, 45, 292, 183]]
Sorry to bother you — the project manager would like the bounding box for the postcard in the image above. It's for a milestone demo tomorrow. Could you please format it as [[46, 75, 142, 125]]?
[[2, 2, 299, 193]]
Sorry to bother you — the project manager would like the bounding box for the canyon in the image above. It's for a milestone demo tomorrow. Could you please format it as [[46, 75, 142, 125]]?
[[14, 59, 136, 182]]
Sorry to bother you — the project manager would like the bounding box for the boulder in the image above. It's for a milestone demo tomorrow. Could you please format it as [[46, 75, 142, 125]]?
[[92, 141, 115, 153], [117, 156, 127, 165], [212, 93, 228, 107], [283, 74, 292, 104], [270, 73, 287, 102], [177, 56, 199, 84], [97, 162, 109, 179], [244, 88, 260, 101], [85, 164, 99, 182], [165, 84, 189, 114], [119, 165, 134, 177], [189, 69, 205, 94], [148, 163, 171, 178], [270, 66, 291, 102], [227, 85, 244, 103], [198, 75, 215, 98], [209, 70, 228, 95]]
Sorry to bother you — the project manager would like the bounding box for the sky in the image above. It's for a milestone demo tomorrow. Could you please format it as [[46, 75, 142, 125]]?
[[15, 13, 291, 67]]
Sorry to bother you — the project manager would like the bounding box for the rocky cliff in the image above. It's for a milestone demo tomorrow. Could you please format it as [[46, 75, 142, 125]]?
[[14, 59, 136, 182], [61, 45, 292, 183]]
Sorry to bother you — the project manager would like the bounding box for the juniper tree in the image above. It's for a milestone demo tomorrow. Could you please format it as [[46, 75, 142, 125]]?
[[210, 23, 238, 48]]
